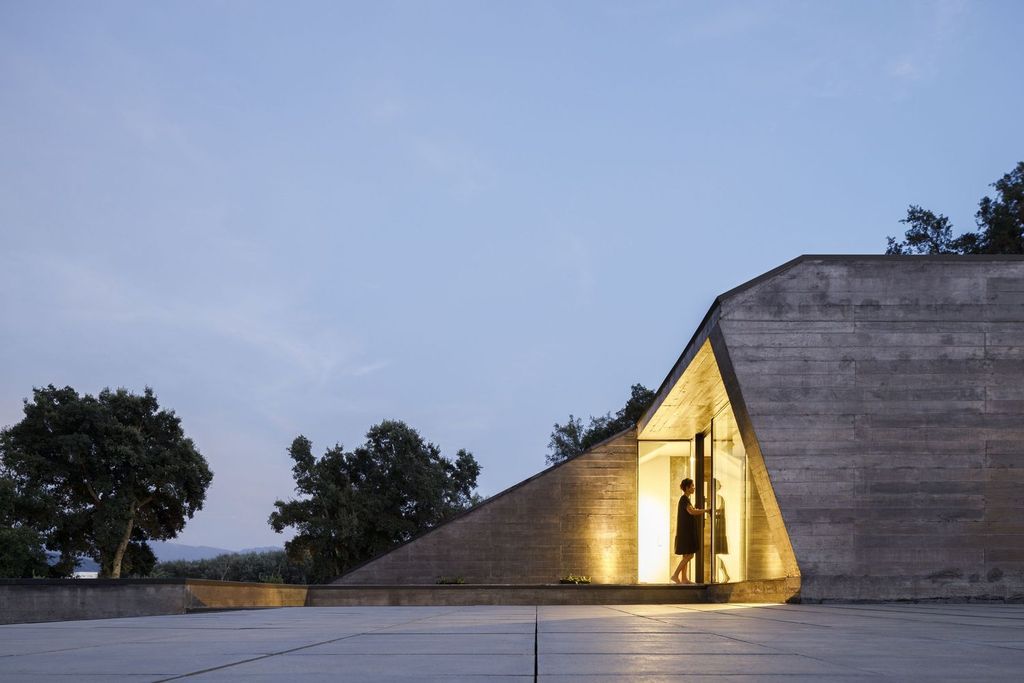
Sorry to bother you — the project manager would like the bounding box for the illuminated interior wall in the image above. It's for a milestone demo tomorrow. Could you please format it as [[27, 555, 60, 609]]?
[[637, 440, 691, 583], [639, 406, 788, 585], [669, 454, 694, 581]]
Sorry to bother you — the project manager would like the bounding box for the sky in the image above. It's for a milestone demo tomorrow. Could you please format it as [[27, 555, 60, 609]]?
[[2, 1, 1022, 550]]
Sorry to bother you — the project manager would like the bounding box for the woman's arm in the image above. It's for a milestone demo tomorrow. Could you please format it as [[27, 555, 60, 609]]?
[[686, 504, 711, 517]]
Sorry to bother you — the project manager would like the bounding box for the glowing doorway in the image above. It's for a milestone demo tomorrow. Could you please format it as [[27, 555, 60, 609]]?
[[637, 440, 692, 583]]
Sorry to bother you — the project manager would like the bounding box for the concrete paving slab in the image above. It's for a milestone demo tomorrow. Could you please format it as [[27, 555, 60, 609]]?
[[537, 612, 690, 633], [537, 677, 879, 682], [190, 653, 535, 678], [374, 622, 536, 634], [2, 603, 1023, 680], [189, 676, 532, 683], [0, 647, 254, 676], [0, 676, 161, 683], [298, 632, 534, 655], [538, 653, 866, 676], [538, 632, 775, 654], [826, 653, 1024, 679], [0, 632, 175, 657]]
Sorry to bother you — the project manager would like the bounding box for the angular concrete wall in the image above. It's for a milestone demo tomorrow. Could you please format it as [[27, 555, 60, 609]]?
[[718, 256, 1024, 601], [335, 430, 638, 585]]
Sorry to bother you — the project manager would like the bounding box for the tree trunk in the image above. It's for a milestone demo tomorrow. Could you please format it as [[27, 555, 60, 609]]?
[[109, 504, 136, 579]]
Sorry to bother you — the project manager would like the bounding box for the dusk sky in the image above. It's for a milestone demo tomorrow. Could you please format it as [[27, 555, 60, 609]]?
[[2, 1, 1022, 549]]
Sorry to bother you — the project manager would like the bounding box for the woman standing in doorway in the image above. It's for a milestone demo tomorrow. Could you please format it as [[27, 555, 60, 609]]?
[[670, 478, 711, 584]]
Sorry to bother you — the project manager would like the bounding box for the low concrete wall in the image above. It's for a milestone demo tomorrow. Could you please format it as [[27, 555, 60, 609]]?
[[0, 579, 309, 625], [2, 578, 800, 624], [309, 584, 706, 606], [707, 577, 801, 604], [185, 579, 307, 610], [797, 575, 1024, 603], [0, 579, 188, 625]]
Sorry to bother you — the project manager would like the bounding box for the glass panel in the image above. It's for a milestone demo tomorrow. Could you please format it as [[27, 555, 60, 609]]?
[[712, 408, 747, 583], [710, 403, 788, 583], [637, 440, 692, 583], [700, 433, 713, 583], [639, 404, 788, 585]]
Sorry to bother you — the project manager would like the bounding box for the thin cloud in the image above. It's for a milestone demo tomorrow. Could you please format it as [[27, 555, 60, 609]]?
[[886, 57, 922, 81], [0, 249, 373, 385], [883, 0, 968, 84], [684, 4, 769, 40], [412, 135, 492, 201], [350, 360, 392, 377]]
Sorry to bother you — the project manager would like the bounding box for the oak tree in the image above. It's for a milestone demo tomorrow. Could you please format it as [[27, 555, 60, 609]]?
[[547, 383, 655, 465], [886, 161, 1024, 255], [270, 420, 480, 583], [0, 385, 213, 578]]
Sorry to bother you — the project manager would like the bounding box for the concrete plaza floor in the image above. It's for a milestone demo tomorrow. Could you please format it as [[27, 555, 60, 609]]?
[[1, 603, 1023, 681]]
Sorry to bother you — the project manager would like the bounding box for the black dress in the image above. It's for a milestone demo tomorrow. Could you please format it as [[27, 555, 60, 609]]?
[[714, 502, 729, 555], [674, 494, 699, 555]]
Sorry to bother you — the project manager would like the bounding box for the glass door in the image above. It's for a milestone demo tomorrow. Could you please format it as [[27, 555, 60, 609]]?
[[710, 405, 748, 583], [695, 430, 713, 584], [638, 402, 787, 585]]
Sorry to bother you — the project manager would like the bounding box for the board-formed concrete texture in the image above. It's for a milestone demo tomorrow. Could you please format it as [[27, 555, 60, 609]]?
[[337, 430, 638, 585], [338, 255, 1023, 602], [0, 579, 310, 625], [3, 579, 801, 625], [712, 256, 1024, 601], [1, 604, 1023, 680]]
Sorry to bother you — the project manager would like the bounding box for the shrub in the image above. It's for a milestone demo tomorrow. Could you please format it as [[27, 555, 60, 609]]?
[[435, 576, 466, 584], [152, 550, 312, 584], [558, 574, 591, 584]]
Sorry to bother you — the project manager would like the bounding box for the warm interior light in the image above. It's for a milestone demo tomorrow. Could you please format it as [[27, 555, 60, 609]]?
[[637, 440, 690, 583]]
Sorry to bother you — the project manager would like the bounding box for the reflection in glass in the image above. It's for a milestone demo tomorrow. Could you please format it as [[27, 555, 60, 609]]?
[[712, 404, 787, 583], [638, 403, 786, 584], [712, 408, 747, 583]]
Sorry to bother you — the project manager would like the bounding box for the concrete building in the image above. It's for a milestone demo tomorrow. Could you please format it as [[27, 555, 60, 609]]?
[[337, 255, 1024, 602]]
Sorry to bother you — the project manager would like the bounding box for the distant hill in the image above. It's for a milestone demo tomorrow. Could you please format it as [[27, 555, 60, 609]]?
[[151, 542, 284, 562], [51, 542, 286, 573], [149, 541, 234, 562]]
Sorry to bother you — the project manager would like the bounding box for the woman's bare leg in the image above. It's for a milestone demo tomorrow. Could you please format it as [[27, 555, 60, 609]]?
[[680, 554, 694, 583], [671, 555, 694, 584], [670, 558, 684, 583]]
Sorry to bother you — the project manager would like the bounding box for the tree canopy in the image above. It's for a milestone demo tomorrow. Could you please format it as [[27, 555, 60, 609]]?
[[0, 385, 213, 578], [269, 420, 481, 583], [547, 383, 656, 465], [0, 475, 49, 578], [886, 161, 1024, 255]]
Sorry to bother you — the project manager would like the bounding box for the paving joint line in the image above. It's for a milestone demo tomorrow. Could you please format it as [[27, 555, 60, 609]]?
[[666, 604, 1024, 652], [665, 603, 840, 629], [605, 605, 883, 678], [153, 606, 467, 681], [601, 605, 777, 651], [533, 605, 539, 682], [780, 603, 1024, 623], [0, 631, 216, 659]]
